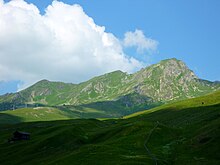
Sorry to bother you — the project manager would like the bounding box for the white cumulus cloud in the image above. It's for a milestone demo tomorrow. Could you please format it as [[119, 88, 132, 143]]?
[[0, 0, 157, 90], [123, 29, 158, 54]]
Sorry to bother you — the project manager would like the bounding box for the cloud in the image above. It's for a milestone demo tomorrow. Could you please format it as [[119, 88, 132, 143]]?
[[0, 0, 155, 90], [123, 29, 158, 54]]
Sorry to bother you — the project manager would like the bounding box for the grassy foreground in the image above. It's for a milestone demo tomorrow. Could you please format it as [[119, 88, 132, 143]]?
[[0, 91, 219, 164]]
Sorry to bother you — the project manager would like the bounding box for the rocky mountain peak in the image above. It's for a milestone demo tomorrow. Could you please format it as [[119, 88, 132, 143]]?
[[160, 58, 197, 79], [133, 58, 197, 82], [131, 58, 204, 101]]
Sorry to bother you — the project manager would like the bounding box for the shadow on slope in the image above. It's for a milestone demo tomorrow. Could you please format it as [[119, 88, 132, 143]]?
[[58, 93, 161, 119], [132, 103, 220, 127], [0, 113, 23, 124], [0, 103, 219, 164], [133, 103, 220, 164]]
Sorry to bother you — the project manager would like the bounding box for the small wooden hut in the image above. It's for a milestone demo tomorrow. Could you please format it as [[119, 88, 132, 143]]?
[[11, 131, 30, 141]]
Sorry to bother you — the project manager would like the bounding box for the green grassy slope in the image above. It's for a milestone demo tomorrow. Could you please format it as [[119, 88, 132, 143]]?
[[125, 90, 220, 118], [0, 107, 76, 124], [0, 105, 114, 124], [0, 103, 138, 124], [0, 91, 219, 164]]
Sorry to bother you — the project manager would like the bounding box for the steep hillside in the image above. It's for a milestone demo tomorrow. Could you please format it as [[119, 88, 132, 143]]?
[[0, 58, 219, 115], [125, 89, 220, 119], [0, 91, 219, 164]]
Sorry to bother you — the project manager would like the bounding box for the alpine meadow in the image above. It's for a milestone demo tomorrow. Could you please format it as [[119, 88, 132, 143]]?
[[0, 0, 220, 165]]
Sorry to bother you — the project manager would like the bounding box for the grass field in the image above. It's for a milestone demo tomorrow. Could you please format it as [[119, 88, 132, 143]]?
[[0, 91, 219, 164], [0, 107, 74, 124]]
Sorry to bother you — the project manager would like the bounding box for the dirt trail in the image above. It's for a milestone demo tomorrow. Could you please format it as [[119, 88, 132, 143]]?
[[144, 122, 159, 165]]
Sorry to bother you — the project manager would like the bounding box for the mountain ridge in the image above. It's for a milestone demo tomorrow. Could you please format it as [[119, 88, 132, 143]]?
[[0, 58, 219, 116]]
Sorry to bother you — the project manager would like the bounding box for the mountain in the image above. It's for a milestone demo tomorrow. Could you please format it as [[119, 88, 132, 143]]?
[[0, 90, 220, 164], [0, 58, 219, 117]]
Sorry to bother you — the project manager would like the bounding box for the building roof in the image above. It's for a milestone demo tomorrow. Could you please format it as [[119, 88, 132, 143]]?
[[14, 131, 30, 135]]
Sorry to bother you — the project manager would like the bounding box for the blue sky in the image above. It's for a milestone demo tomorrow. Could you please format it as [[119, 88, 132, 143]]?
[[0, 0, 220, 95]]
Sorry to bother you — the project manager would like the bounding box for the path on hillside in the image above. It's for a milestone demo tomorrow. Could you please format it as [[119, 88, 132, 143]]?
[[144, 121, 159, 165]]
